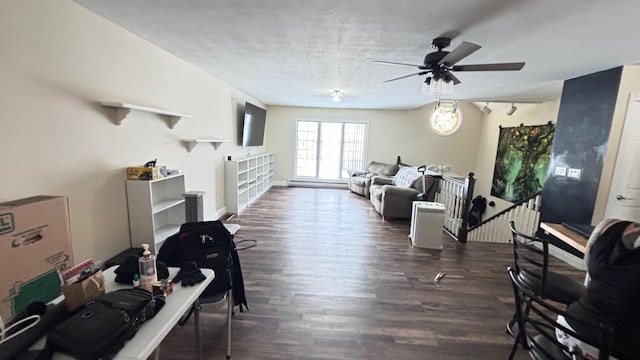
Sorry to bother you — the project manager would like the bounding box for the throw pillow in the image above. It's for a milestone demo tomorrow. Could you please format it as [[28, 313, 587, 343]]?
[[368, 161, 399, 176], [392, 167, 422, 188]]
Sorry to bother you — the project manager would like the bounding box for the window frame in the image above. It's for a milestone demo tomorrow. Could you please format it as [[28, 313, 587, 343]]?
[[293, 118, 369, 182]]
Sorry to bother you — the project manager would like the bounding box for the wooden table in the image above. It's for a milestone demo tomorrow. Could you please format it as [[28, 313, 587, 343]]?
[[540, 222, 588, 255]]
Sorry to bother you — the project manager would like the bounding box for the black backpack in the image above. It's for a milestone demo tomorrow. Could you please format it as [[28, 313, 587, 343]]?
[[158, 220, 248, 311], [468, 195, 487, 227]]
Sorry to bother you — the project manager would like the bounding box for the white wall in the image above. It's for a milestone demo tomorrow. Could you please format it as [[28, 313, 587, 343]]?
[[0, 1, 258, 263], [473, 101, 561, 220], [593, 64, 640, 222], [265, 101, 484, 182], [0, 1, 573, 265], [472, 66, 640, 223]]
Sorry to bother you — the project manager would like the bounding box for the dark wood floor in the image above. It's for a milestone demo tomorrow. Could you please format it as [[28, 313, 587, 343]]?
[[160, 187, 585, 359]]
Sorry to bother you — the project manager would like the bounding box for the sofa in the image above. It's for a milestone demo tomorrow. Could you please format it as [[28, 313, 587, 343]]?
[[369, 166, 439, 219], [348, 160, 399, 198]]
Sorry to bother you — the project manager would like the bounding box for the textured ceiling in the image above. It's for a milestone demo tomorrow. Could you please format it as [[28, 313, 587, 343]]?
[[75, 0, 640, 110]]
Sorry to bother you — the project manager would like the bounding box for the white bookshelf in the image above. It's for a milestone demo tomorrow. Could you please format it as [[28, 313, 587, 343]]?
[[225, 153, 274, 213], [126, 174, 186, 253]]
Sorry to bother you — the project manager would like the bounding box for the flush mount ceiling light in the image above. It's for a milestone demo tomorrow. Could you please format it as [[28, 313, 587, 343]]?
[[430, 100, 463, 136], [507, 103, 518, 116], [481, 102, 492, 114], [330, 89, 342, 102]]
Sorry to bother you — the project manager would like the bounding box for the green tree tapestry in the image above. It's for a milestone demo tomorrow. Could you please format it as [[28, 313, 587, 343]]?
[[491, 123, 555, 203]]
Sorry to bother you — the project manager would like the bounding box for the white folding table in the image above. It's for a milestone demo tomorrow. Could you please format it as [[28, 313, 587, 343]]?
[[49, 266, 214, 360]]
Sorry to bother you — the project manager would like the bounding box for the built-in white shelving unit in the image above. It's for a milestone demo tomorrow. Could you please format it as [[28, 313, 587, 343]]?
[[225, 153, 274, 213], [100, 101, 192, 128], [182, 138, 230, 152], [126, 173, 186, 253]]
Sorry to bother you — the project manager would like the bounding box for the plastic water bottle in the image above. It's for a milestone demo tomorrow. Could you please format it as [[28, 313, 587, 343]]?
[[138, 244, 157, 292]]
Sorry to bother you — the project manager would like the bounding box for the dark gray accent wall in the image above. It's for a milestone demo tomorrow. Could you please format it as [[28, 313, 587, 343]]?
[[540, 67, 622, 227]]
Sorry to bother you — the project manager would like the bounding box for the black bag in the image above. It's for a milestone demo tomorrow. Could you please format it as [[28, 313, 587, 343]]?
[[468, 195, 487, 227], [47, 288, 162, 360], [158, 220, 248, 310], [0, 302, 71, 360]]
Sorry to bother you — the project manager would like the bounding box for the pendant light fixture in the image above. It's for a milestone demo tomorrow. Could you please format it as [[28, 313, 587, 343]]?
[[430, 100, 463, 136]]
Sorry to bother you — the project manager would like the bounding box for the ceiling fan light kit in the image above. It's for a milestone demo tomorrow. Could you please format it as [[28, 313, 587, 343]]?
[[421, 77, 453, 100], [375, 36, 525, 100]]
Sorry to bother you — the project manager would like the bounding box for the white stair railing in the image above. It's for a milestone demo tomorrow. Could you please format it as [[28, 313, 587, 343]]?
[[467, 194, 542, 243], [434, 173, 475, 242]]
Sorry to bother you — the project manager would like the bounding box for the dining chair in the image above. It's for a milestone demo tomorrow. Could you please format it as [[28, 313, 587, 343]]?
[[506, 221, 586, 341], [179, 288, 233, 360], [507, 267, 612, 359]]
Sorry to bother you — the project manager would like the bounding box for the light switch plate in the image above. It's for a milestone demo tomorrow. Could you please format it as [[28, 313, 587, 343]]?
[[567, 168, 582, 179], [554, 166, 567, 176]]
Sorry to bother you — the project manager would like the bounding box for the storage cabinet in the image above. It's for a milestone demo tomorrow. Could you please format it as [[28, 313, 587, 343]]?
[[126, 174, 186, 253], [225, 153, 274, 213]]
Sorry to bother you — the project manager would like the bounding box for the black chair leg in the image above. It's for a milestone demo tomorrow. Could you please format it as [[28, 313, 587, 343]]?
[[508, 298, 532, 359], [508, 332, 520, 360], [507, 311, 529, 360], [506, 312, 517, 337]]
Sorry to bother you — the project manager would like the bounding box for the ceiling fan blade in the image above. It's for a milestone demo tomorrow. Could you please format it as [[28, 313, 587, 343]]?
[[437, 41, 481, 66], [449, 72, 461, 85], [373, 60, 423, 67], [383, 71, 429, 83], [452, 62, 525, 71]]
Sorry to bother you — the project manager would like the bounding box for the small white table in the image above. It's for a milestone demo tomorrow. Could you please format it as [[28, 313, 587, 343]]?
[[52, 266, 214, 360]]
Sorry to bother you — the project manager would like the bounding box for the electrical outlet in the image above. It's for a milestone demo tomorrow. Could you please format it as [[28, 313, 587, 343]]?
[[554, 166, 567, 176]]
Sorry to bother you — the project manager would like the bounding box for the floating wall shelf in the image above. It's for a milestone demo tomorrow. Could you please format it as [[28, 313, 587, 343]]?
[[100, 101, 193, 128], [182, 138, 230, 152]]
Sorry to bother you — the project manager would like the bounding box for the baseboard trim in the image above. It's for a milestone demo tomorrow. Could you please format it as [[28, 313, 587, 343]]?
[[287, 180, 348, 189], [210, 207, 228, 221]]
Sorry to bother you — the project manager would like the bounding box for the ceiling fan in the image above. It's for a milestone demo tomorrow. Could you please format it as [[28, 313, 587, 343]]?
[[374, 37, 525, 86]]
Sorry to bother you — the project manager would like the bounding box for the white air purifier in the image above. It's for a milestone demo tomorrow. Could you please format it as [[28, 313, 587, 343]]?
[[410, 201, 445, 249]]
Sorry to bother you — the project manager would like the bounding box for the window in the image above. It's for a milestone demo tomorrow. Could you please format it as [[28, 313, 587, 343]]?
[[294, 119, 368, 181]]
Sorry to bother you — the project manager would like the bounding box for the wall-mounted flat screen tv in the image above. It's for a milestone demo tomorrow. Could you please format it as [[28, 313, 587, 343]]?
[[241, 102, 267, 147]]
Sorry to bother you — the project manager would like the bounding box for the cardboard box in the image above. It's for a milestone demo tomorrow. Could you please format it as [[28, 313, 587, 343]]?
[[127, 166, 163, 180], [62, 269, 105, 311], [0, 196, 74, 322]]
